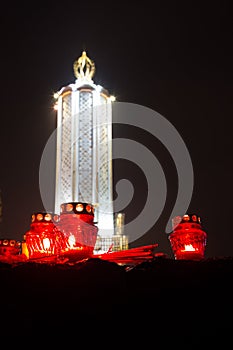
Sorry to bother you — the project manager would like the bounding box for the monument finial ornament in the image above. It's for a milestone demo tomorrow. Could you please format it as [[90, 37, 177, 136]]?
[[73, 51, 95, 80]]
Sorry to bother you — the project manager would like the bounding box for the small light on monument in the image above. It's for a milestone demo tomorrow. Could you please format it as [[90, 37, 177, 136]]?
[[110, 95, 116, 102], [169, 214, 207, 260]]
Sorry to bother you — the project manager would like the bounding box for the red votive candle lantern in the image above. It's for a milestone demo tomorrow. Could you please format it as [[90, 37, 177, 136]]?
[[0, 238, 21, 256], [59, 202, 98, 260], [169, 214, 207, 260], [25, 212, 63, 261]]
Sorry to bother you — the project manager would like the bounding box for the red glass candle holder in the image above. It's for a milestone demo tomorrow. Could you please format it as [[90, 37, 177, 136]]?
[[169, 214, 207, 260], [0, 238, 21, 256], [25, 212, 63, 261], [59, 202, 98, 260]]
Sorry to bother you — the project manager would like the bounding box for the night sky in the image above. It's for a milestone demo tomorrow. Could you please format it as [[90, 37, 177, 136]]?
[[0, 1, 232, 258]]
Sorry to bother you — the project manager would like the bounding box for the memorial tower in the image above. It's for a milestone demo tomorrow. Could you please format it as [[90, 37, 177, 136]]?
[[54, 51, 115, 251]]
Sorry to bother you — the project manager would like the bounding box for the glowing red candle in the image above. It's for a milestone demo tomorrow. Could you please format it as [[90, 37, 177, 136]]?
[[59, 202, 98, 259], [25, 212, 63, 261], [0, 238, 21, 256], [169, 214, 207, 260]]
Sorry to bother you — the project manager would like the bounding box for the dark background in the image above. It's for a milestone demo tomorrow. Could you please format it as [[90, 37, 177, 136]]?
[[0, 1, 232, 258]]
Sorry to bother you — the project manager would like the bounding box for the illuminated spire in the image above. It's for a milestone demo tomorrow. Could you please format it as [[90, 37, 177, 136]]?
[[73, 51, 95, 81]]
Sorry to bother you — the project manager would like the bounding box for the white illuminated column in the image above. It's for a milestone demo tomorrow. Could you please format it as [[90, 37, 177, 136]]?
[[54, 51, 115, 251]]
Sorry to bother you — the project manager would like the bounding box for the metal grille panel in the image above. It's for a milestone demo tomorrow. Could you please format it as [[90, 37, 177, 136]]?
[[97, 96, 112, 214], [78, 91, 93, 202], [61, 93, 72, 203]]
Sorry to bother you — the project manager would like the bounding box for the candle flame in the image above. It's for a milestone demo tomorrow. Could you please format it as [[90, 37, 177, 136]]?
[[183, 244, 195, 252], [43, 238, 51, 250], [68, 234, 76, 248]]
